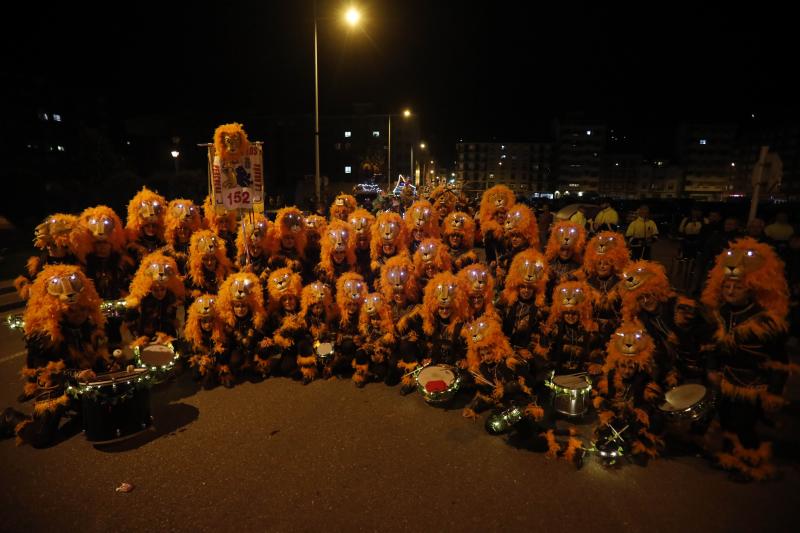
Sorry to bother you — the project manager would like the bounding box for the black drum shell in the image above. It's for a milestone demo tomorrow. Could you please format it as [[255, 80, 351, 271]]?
[[80, 381, 152, 442]]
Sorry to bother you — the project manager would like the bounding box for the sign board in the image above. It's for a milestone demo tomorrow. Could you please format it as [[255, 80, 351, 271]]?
[[208, 142, 264, 214]]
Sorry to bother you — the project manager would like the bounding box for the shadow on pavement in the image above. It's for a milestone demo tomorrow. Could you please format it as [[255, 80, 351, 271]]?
[[92, 401, 199, 453]]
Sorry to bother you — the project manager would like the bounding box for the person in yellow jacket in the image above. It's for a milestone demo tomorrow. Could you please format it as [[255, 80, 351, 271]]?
[[625, 205, 658, 260]]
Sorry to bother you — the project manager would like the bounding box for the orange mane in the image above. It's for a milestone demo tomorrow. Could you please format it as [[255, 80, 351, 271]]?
[[421, 271, 468, 335], [329, 193, 357, 221], [545, 221, 587, 263], [501, 248, 549, 307], [701, 237, 789, 324], [335, 272, 368, 326], [300, 281, 337, 323], [216, 272, 266, 329], [463, 316, 512, 371], [271, 206, 307, 258], [184, 294, 227, 351], [266, 268, 303, 313], [583, 231, 629, 277], [456, 263, 496, 318], [126, 252, 185, 308], [164, 198, 202, 247], [188, 230, 234, 289], [73, 206, 127, 261], [379, 254, 420, 303], [23, 265, 105, 345], [319, 220, 357, 279], [235, 213, 273, 258], [619, 260, 673, 319], [125, 187, 166, 238], [479, 185, 515, 238], [544, 280, 598, 334], [603, 319, 656, 374], [404, 199, 440, 238], [413, 238, 452, 275], [503, 203, 540, 249], [370, 211, 409, 262], [202, 195, 238, 234], [213, 122, 250, 161], [442, 211, 476, 248]]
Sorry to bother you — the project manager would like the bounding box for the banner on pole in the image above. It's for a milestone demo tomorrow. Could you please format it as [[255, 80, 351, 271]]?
[[208, 142, 264, 215]]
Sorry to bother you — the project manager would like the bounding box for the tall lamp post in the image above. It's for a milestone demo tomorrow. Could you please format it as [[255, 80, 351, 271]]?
[[412, 142, 426, 186], [387, 108, 412, 191], [171, 150, 180, 174], [314, 3, 361, 204]]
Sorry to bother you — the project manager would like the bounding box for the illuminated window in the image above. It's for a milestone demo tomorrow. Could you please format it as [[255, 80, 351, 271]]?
[[344, 131, 352, 138], [53, 114, 62, 122], [38, 112, 49, 121], [586, 130, 592, 136], [345, 166, 352, 174], [699, 139, 707, 145], [372, 131, 380, 137]]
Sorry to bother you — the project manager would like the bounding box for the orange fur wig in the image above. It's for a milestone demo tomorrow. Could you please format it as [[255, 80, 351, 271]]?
[[619, 260, 673, 319], [583, 231, 630, 278], [370, 211, 409, 263], [319, 220, 357, 279], [216, 272, 266, 329], [503, 203, 540, 249], [442, 211, 476, 249], [501, 248, 549, 307], [543, 280, 598, 334], [421, 271, 468, 336], [126, 187, 166, 238], [545, 221, 587, 263], [479, 185, 515, 239], [126, 252, 185, 308]]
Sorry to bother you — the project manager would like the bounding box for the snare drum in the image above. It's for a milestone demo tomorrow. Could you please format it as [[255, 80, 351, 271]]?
[[658, 383, 714, 428], [134, 343, 180, 383], [74, 369, 152, 442], [416, 364, 461, 404], [314, 342, 335, 365], [549, 374, 593, 418]]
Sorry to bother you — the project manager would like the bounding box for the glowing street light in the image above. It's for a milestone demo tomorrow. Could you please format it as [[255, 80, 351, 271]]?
[[314, 3, 362, 203], [388, 108, 413, 191], [170, 150, 180, 173]]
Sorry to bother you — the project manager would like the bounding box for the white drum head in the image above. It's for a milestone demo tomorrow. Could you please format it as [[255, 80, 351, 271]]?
[[316, 342, 334, 356], [417, 365, 456, 387], [664, 384, 706, 411]]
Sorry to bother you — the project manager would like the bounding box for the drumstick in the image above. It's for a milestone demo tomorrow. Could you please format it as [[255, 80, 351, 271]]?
[[469, 370, 496, 389], [402, 362, 430, 378]]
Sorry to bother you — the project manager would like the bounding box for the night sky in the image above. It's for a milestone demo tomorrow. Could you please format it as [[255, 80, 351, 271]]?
[[6, 1, 797, 155]]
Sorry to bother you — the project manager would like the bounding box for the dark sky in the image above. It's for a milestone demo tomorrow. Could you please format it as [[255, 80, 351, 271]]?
[[6, 1, 797, 148]]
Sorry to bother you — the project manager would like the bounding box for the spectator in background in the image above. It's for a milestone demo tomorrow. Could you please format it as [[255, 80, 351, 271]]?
[[690, 216, 742, 296], [746, 217, 768, 243], [678, 207, 706, 259], [592, 197, 619, 233], [569, 205, 587, 229], [625, 205, 659, 260], [537, 203, 553, 246], [765, 211, 794, 258]]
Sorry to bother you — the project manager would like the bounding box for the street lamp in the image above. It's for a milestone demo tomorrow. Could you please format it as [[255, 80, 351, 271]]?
[[412, 142, 426, 186], [387, 108, 412, 191], [314, 3, 362, 204], [171, 150, 180, 174]]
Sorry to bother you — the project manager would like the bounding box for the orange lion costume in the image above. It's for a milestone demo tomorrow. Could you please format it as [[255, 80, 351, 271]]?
[[701, 237, 790, 481], [456, 263, 497, 324], [349, 208, 376, 283], [7, 266, 112, 446], [124, 252, 184, 345], [619, 260, 673, 321], [593, 320, 664, 464], [202, 195, 238, 261], [370, 211, 409, 275], [185, 294, 232, 387], [316, 219, 357, 286], [260, 268, 304, 378], [297, 282, 337, 383], [545, 221, 586, 289], [405, 199, 440, 253], [329, 193, 357, 222], [442, 211, 477, 271], [479, 185, 515, 264], [413, 238, 452, 291], [125, 187, 167, 262], [187, 230, 234, 299], [163, 199, 203, 276], [217, 272, 267, 381], [582, 231, 629, 335], [235, 213, 273, 282], [269, 206, 306, 272], [429, 185, 458, 225], [15, 213, 80, 301]]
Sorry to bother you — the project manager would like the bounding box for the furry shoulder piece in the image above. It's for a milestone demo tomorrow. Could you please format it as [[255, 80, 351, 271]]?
[[502, 248, 549, 307], [74, 206, 126, 261], [429, 185, 458, 214], [271, 206, 307, 258], [583, 231, 629, 277], [619, 260, 673, 319], [126, 252, 185, 308], [479, 185, 515, 238], [319, 220, 357, 278], [603, 319, 656, 375], [189, 230, 234, 287], [203, 195, 237, 234], [330, 193, 357, 221], [421, 271, 468, 336], [442, 211, 476, 248], [545, 221, 587, 263], [34, 213, 78, 251], [23, 265, 105, 344], [413, 238, 452, 275], [463, 316, 512, 371], [701, 237, 789, 323], [304, 214, 327, 236], [335, 272, 368, 324], [217, 272, 266, 329], [214, 123, 250, 161], [503, 203, 540, 249], [236, 213, 273, 257], [380, 255, 420, 303], [359, 292, 395, 341], [267, 268, 303, 311], [370, 211, 409, 262], [300, 281, 337, 322], [165, 199, 202, 247], [184, 294, 226, 351], [405, 199, 440, 238], [544, 280, 598, 334]]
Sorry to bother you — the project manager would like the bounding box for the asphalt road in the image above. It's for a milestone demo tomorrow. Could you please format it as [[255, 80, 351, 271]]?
[[1, 239, 799, 532]]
